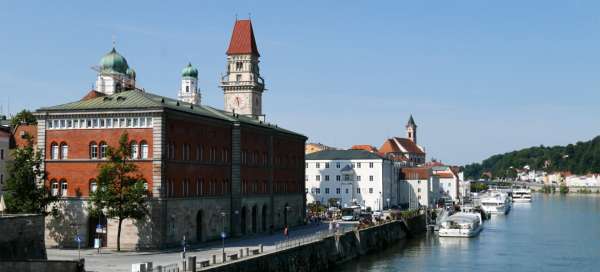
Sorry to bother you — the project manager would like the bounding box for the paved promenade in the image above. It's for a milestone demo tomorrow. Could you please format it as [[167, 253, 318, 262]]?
[[47, 222, 355, 272]]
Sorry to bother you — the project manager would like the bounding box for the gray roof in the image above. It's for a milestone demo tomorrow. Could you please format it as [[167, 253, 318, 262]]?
[[37, 89, 305, 138], [306, 149, 384, 160]]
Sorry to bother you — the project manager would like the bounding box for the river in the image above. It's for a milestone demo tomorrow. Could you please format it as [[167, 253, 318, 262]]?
[[339, 194, 600, 272]]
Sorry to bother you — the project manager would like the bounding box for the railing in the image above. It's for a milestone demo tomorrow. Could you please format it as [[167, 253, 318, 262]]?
[[274, 230, 333, 250]]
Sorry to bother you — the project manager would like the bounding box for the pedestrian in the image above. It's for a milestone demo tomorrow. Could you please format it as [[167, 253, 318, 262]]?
[[329, 221, 333, 233], [284, 225, 289, 239]]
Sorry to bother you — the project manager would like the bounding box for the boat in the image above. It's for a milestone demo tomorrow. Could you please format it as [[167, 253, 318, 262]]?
[[438, 212, 483, 237], [512, 187, 532, 203], [480, 192, 511, 215]]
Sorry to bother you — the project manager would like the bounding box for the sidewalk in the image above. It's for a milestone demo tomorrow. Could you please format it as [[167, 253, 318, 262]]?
[[47, 222, 338, 272]]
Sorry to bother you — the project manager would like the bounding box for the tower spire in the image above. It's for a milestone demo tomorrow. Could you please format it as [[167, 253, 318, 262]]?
[[406, 115, 417, 144]]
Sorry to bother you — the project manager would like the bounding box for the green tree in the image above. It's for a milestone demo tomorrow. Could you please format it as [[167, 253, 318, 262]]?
[[10, 109, 37, 127], [4, 134, 57, 214], [88, 132, 149, 251]]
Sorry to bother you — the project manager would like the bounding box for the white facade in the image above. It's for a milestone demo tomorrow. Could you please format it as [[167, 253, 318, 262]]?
[[565, 175, 600, 187], [178, 77, 200, 105], [399, 169, 440, 208], [305, 157, 396, 211]]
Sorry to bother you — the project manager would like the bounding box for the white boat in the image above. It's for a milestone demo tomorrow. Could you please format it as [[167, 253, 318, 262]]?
[[438, 212, 483, 237], [480, 192, 511, 215], [512, 187, 532, 203]]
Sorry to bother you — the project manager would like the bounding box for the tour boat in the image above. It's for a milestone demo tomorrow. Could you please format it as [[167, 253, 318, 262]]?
[[512, 187, 532, 203], [438, 212, 483, 237], [480, 192, 511, 215]]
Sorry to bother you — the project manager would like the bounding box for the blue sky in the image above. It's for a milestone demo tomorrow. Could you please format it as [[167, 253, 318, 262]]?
[[1, 1, 600, 165]]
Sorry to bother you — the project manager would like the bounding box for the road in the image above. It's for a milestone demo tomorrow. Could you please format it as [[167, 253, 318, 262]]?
[[47, 221, 357, 272]]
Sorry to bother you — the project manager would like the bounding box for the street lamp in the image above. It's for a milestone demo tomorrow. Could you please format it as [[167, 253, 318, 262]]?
[[386, 198, 390, 210], [220, 211, 226, 262]]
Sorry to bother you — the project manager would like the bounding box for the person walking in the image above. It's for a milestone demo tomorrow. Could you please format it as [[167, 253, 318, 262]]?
[[284, 225, 289, 240]]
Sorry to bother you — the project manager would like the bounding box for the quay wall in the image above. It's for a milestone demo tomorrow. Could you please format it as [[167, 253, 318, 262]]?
[[201, 214, 426, 272], [0, 214, 46, 260]]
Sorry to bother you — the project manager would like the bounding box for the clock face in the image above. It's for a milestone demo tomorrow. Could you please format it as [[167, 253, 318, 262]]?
[[228, 95, 247, 111]]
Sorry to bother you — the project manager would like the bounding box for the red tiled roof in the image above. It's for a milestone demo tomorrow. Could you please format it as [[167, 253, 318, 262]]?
[[435, 172, 455, 179], [81, 90, 105, 101], [379, 137, 425, 155], [400, 167, 431, 180], [226, 20, 260, 56], [350, 145, 379, 153]]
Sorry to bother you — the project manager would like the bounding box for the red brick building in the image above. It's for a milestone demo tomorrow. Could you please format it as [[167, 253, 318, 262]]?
[[33, 19, 306, 249]]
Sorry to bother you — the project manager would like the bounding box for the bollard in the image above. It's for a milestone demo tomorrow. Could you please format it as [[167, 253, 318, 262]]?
[[146, 262, 153, 272], [222, 252, 226, 263], [260, 244, 263, 253], [182, 261, 186, 272], [246, 247, 249, 256], [187, 256, 196, 272], [212, 254, 217, 264], [239, 248, 243, 258], [155, 265, 162, 272]]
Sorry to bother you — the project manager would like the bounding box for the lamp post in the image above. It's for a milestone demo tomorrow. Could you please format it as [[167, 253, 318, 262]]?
[[386, 198, 390, 210], [220, 211, 226, 262]]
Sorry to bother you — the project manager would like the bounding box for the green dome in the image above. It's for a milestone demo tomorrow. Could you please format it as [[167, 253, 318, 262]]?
[[181, 62, 198, 78], [100, 48, 129, 74], [126, 67, 136, 79]]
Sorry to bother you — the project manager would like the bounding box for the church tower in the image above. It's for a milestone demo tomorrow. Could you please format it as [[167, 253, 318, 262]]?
[[406, 115, 417, 144], [220, 19, 265, 118], [178, 63, 200, 105], [95, 47, 134, 95]]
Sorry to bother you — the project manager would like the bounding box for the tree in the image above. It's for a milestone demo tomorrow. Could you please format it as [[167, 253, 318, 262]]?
[[10, 109, 37, 127], [88, 132, 149, 251], [4, 134, 57, 214]]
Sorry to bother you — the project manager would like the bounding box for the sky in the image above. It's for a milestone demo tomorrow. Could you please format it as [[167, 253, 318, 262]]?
[[1, 1, 600, 165]]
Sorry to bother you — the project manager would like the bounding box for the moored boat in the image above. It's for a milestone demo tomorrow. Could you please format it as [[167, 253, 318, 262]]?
[[480, 192, 511, 215], [512, 187, 532, 203], [438, 212, 483, 237]]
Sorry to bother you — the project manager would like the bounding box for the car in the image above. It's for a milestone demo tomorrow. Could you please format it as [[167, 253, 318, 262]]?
[[372, 211, 383, 219]]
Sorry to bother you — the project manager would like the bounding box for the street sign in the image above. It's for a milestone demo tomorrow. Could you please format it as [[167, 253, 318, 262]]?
[[96, 224, 105, 234], [94, 238, 101, 249], [75, 235, 81, 243], [221, 231, 226, 239]]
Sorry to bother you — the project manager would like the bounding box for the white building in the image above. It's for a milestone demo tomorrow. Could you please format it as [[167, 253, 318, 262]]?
[[399, 167, 440, 209], [0, 126, 9, 193], [565, 175, 600, 187], [432, 166, 459, 202], [305, 150, 396, 211]]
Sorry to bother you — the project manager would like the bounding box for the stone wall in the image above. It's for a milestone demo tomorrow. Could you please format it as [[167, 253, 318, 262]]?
[[201, 215, 426, 272], [0, 259, 84, 272], [0, 214, 47, 260]]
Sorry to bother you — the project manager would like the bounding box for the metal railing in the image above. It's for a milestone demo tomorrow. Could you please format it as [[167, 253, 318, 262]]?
[[274, 230, 333, 250]]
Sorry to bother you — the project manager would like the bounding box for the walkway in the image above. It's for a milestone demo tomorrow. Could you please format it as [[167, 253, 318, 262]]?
[[47, 222, 355, 272]]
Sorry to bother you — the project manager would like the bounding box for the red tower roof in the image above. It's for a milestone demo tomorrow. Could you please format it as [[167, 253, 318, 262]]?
[[226, 20, 260, 56]]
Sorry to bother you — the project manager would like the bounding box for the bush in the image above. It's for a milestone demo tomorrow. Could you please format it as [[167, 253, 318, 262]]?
[[559, 184, 569, 194]]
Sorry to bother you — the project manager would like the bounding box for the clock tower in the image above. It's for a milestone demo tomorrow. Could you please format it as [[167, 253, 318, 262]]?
[[221, 19, 265, 118]]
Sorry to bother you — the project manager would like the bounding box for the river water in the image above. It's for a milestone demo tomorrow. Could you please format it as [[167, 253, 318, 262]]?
[[340, 194, 600, 272]]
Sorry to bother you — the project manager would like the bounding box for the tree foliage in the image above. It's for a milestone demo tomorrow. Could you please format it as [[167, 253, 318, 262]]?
[[88, 132, 149, 251], [464, 136, 600, 179], [10, 109, 37, 127], [4, 134, 57, 215]]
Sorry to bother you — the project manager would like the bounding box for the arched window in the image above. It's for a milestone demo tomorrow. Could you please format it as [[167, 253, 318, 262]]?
[[51, 180, 59, 196], [89, 179, 97, 193], [100, 142, 108, 158], [50, 143, 59, 160], [60, 142, 68, 159], [130, 141, 138, 159], [140, 141, 149, 159], [60, 179, 68, 197], [89, 142, 98, 159], [142, 180, 148, 190]]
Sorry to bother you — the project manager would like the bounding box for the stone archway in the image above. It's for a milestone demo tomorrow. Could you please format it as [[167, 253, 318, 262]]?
[[251, 205, 257, 233], [241, 206, 247, 235], [196, 210, 203, 242]]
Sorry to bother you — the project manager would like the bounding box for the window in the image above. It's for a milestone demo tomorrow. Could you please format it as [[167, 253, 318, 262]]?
[[336, 162, 340, 168], [236, 62, 243, 70], [325, 163, 330, 168], [418, 188, 421, 193], [315, 188, 320, 194], [130, 141, 139, 159], [51, 143, 59, 160], [141, 141, 149, 159], [357, 176, 361, 181], [325, 175, 330, 181], [369, 188, 373, 194], [236, 74, 242, 81], [344, 175, 350, 181], [90, 142, 98, 159], [196, 145, 203, 161], [133, 118, 138, 127], [51, 180, 59, 196], [369, 175, 374, 181], [67, 120, 72, 128], [336, 188, 341, 194], [99, 119, 105, 128], [90, 180, 97, 193], [325, 188, 330, 194], [369, 162, 374, 168], [60, 143, 68, 159], [336, 175, 341, 181], [126, 118, 132, 127], [0, 149, 3, 160], [60, 180, 68, 196], [139, 118, 145, 127], [357, 162, 361, 168], [107, 118, 112, 127], [99, 142, 108, 158], [345, 188, 349, 194], [316, 175, 321, 181], [305, 163, 308, 169], [316, 163, 320, 169], [186, 86, 190, 92], [92, 119, 98, 128], [357, 188, 361, 194], [0, 174, 3, 184]]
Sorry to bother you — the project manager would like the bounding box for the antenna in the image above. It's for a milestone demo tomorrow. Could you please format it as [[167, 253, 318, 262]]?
[[112, 34, 116, 48], [248, 12, 251, 20], [235, 13, 238, 21]]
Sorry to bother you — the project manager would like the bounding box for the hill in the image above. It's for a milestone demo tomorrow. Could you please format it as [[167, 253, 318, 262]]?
[[463, 136, 600, 179]]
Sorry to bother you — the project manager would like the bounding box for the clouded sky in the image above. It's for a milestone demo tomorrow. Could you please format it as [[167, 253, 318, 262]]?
[[1, 1, 599, 165]]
